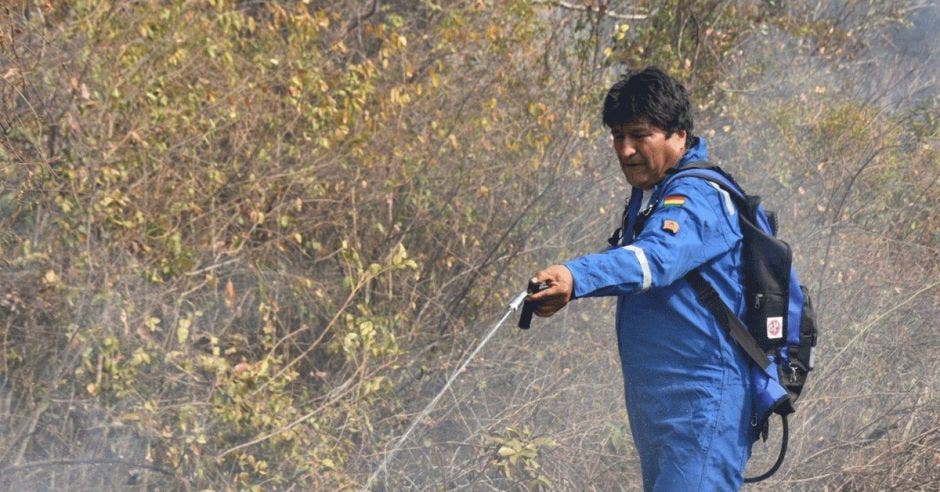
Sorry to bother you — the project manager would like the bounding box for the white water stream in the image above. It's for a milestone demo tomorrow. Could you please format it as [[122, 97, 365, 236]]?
[[364, 290, 529, 490]]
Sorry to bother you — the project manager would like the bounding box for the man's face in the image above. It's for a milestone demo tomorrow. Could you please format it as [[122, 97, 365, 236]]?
[[611, 119, 687, 190]]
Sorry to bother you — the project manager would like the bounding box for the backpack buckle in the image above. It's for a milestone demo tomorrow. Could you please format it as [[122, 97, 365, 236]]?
[[607, 227, 623, 247], [750, 416, 770, 442]]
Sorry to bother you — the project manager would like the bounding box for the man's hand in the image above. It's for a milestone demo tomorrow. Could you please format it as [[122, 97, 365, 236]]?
[[528, 265, 574, 317]]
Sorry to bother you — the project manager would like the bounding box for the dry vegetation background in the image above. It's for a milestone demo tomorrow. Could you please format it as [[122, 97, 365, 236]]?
[[1, 0, 937, 490]]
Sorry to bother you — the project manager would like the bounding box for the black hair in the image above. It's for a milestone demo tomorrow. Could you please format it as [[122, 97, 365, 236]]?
[[602, 66, 694, 137]]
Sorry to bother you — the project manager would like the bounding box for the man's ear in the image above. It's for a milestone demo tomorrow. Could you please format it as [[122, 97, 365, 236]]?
[[666, 129, 688, 150], [675, 129, 688, 147]]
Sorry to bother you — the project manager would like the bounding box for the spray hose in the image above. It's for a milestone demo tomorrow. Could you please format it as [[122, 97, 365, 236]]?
[[364, 284, 546, 490]]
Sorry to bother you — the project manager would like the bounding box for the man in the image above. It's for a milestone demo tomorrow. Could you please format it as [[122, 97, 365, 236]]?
[[529, 67, 754, 490]]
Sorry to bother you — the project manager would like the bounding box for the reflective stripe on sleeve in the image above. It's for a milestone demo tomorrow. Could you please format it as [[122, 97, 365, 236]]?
[[622, 245, 651, 292], [708, 181, 736, 215]]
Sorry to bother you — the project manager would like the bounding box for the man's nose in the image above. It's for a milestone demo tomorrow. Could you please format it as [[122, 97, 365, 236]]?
[[617, 139, 636, 160]]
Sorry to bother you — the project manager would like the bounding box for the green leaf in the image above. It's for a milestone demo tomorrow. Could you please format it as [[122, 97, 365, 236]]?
[[177, 318, 191, 345]]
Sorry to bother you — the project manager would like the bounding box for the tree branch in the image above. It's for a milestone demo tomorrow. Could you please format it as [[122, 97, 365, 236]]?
[[532, 0, 648, 20], [0, 458, 175, 476]]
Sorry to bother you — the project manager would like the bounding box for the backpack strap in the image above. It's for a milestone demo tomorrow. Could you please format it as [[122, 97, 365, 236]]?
[[607, 198, 630, 247], [685, 271, 771, 370], [664, 162, 747, 203]]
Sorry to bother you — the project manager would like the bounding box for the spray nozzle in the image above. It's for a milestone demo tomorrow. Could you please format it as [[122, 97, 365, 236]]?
[[509, 290, 528, 311], [518, 280, 549, 329]]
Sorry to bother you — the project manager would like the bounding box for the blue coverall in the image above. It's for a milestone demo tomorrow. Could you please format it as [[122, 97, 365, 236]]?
[[564, 138, 754, 490]]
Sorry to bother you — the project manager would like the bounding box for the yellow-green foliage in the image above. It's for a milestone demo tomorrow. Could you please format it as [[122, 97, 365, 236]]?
[[1, 0, 586, 488], [484, 425, 558, 489]]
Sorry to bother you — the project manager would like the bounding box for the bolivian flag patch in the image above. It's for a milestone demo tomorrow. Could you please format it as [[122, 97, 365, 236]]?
[[663, 195, 687, 207]]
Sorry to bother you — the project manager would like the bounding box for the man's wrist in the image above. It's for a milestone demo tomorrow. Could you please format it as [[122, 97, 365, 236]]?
[[562, 261, 581, 299]]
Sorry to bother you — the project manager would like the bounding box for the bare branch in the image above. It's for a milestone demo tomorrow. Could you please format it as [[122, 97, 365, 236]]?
[[532, 0, 648, 20], [0, 458, 175, 477]]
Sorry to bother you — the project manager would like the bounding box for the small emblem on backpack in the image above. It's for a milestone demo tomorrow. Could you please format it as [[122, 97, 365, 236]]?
[[767, 317, 783, 339], [662, 219, 680, 234]]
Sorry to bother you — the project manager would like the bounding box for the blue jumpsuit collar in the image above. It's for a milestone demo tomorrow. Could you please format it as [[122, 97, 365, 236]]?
[[676, 135, 709, 168]]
